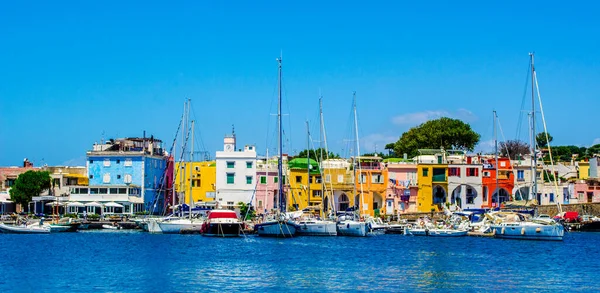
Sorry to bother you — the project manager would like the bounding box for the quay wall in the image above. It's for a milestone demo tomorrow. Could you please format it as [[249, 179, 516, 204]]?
[[537, 203, 600, 216]]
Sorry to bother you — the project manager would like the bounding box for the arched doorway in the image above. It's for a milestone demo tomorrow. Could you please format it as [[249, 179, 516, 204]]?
[[433, 185, 446, 205], [514, 187, 529, 200], [338, 193, 349, 212], [451, 186, 462, 208], [492, 188, 510, 205], [373, 192, 383, 216]]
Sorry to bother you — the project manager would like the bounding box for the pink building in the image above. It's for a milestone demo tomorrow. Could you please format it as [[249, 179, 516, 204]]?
[[573, 180, 600, 203], [385, 162, 418, 214]]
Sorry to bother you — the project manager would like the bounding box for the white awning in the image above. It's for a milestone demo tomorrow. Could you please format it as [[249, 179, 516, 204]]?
[[0, 199, 13, 203], [45, 201, 66, 206], [85, 201, 103, 207], [67, 201, 85, 207], [104, 202, 124, 208]]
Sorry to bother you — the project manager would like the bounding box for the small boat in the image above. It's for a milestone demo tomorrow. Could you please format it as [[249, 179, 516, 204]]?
[[102, 224, 121, 230], [0, 223, 50, 234], [365, 217, 387, 234], [201, 209, 243, 237], [49, 218, 80, 233], [157, 218, 203, 234], [255, 214, 299, 237], [427, 228, 468, 237], [336, 217, 368, 237]]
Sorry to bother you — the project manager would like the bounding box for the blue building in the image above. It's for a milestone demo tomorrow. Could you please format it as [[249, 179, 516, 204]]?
[[70, 137, 170, 215]]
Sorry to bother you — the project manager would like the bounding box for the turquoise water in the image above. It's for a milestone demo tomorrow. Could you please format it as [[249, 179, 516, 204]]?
[[0, 231, 597, 292]]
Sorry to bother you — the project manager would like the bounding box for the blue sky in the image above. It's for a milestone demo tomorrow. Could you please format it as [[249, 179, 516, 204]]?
[[1, 1, 599, 166]]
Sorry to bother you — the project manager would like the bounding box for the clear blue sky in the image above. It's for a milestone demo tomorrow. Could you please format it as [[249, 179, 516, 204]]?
[[1, 1, 599, 166]]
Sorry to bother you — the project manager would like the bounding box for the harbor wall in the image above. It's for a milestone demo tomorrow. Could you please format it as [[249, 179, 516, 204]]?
[[537, 203, 600, 216]]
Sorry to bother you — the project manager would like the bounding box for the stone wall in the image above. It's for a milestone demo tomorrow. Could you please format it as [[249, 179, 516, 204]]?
[[537, 203, 600, 216]]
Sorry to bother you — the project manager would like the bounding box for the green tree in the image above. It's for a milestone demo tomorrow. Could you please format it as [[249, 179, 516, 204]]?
[[296, 148, 340, 162], [237, 201, 255, 220], [384, 143, 396, 157], [536, 132, 554, 148], [393, 117, 480, 158], [588, 144, 600, 157], [499, 140, 530, 160], [9, 170, 51, 211]]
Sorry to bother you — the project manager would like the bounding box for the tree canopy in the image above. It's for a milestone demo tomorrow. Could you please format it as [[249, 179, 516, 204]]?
[[536, 132, 553, 148], [9, 170, 51, 210], [499, 140, 530, 160], [296, 148, 340, 162], [392, 117, 480, 158]]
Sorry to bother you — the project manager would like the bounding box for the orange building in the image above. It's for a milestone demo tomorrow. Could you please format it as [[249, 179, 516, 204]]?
[[481, 156, 514, 208]]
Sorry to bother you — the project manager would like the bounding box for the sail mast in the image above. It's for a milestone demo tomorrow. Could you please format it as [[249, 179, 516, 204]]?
[[277, 56, 284, 213], [306, 121, 310, 210], [189, 120, 194, 220], [353, 91, 364, 219], [494, 110, 499, 206], [530, 53, 537, 201]]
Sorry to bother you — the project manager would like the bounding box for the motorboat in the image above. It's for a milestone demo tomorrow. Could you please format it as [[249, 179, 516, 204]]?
[[295, 218, 337, 236], [201, 209, 243, 237], [336, 215, 368, 237], [255, 213, 299, 237], [158, 217, 204, 234], [365, 216, 387, 234], [0, 223, 50, 234]]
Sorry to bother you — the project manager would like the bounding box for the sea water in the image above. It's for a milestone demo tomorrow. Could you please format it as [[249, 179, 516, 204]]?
[[0, 231, 597, 292]]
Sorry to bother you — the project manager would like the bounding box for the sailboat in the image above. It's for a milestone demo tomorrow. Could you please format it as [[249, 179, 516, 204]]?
[[158, 119, 204, 234], [254, 56, 299, 237], [489, 53, 565, 241], [336, 92, 368, 237], [294, 120, 337, 236]]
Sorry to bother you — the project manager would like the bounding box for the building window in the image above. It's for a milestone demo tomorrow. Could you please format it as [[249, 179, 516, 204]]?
[[422, 168, 429, 177], [89, 159, 94, 164], [117, 175, 121, 179], [467, 168, 479, 177], [227, 173, 235, 184], [246, 176, 252, 184], [466, 188, 475, 204], [315, 176, 322, 183], [372, 173, 383, 183], [296, 176, 302, 184], [312, 190, 322, 197], [103, 173, 110, 183], [448, 168, 461, 177], [325, 174, 331, 183], [125, 159, 133, 167], [246, 161, 253, 168], [89, 175, 94, 179], [500, 161, 506, 167], [309, 176, 313, 184], [116, 159, 121, 164], [104, 159, 110, 167], [338, 175, 344, 183], [517, 170, 524, 181], [124, 174, 132, 184], [260, 176, 266, 184], [483, 171, 490, 177], [192, 179, 201, 187], [227, 161, 235, 168], [359, 174, 367, 183], [483, 186, 488, 202], [274, 177, 278, 183]]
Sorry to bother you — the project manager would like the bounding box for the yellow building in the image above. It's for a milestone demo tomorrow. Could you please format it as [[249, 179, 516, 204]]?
[[354, 156, 388, 217], [174, 161, 216, 205], [416, 151, 448, 212], [287, 158, 322, 211], [321, 159, 355, 214], [579, 161, 590, 180]]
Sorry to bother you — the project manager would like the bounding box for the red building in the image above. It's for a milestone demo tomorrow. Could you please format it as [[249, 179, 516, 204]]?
[[481, 156, 514, 208]]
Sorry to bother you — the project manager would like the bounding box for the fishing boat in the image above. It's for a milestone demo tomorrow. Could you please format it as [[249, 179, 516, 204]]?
[[0, 223, 50, 234], [490, 53, 564, 241], [201, 209, 243, 237], [255, 56, 299, 237], [336, 92, 368, 237], [102, 224, 121, 230]]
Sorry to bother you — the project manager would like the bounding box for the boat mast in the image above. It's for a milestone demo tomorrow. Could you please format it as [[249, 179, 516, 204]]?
[[189, 120, 194, 220], [277, 56, 284, 213], [494, 110, 499, 207], [319, 96, 325, 217], [306, 120, 310, 211], [353, 91, 365, 219], [530, 53, 537, 201]]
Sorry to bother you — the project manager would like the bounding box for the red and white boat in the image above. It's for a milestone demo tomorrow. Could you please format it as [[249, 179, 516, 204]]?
[[201, 209, 243, 237]]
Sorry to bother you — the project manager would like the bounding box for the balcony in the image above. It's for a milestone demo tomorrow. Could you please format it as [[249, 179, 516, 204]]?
[[432, 168, 446, 182]]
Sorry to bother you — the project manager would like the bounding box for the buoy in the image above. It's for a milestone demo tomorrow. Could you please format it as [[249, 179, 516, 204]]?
[[501, 227, 505, 234], [536, 227, 542, 233], [419, 221, 424, 226], [521, 228, 526, 235]]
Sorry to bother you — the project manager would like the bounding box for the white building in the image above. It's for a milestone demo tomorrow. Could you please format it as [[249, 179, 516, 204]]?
[[447, 153, 483, 210], [215, 134, 257, 208]]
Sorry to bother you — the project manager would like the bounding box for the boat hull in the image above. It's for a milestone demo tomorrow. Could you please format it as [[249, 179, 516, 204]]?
[[158, 220, 203, 234], [203, 222, 242, 237], [50, 223, 79, 233], [336, 221, 368, 237], [491, 223, 564, 241], [255, 220, 298, 237], [296, 221, 337, 236], [0, 223, 50, 234]]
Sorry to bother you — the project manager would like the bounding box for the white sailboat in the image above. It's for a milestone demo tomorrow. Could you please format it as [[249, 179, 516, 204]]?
[[336, 92, 368, 237], [295, 120, 337, 236], [158, 119, 204, 234], [255, 56, 299, 237], [490, 53, 565, 241]]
